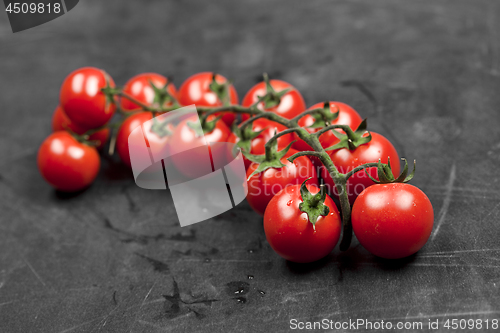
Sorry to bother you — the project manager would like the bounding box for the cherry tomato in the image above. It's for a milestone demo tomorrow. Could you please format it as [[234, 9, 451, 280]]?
[[37, 131, 100, 192], [264, 183, 341, 263], [169, 114, 232, 179], [321, 132, 400, 205], [60, 67, 116, 129], [52, 105, 109, 150], [241, 79, 306, 121], [116, 112, 175, 169], [227, 118, 294, 170], [352, 183, 434, 259], [120, 73, 177, 111], [293, 102, 363, 151], [177, 72, 239, 127], [246, 149, 319, 216]]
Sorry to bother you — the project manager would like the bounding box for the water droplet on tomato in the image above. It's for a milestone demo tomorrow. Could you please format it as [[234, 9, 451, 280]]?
[[287, 200, 293, 206]]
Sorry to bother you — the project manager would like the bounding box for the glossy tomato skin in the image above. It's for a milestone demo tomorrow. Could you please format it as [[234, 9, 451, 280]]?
[[246, 149, 319, 216], [52, 105, 109, 150], [241, 79, 306, 121], [264, 184, 341, 263], [321, 132, 400, 205], [293, 102, 363, 151], [38, 131, 100, 192], [120, 73, 177, 111], [227, 118, 294, 170], [116, 112, 153, 168], [60, 67, 116, 129], [177, 72, 238, 127], [169, 115, 231, 179], [352, 183, 434, 259]]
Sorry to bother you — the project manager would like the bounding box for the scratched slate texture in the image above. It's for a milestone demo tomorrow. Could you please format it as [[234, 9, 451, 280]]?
[[0, 0, 500, 332]]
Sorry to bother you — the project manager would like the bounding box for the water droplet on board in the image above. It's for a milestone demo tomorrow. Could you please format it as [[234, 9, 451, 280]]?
[[247, 275, 254, 280], [236, 297, 247, 303], [259, 290, 266, 296]]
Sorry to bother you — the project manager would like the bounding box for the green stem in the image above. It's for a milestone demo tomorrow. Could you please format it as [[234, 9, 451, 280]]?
[[263, 128, 301, 159], [344, 162, 380, 180], [291, 107, 324, 123]]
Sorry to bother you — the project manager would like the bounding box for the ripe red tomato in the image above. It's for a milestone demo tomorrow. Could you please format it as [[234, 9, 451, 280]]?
[[227, 118, 294, 169], [52, 105, 109, 150], [38, 131, 100, 192], [246, 149, 318, 216], [116, 112, 175, 169], [264, 183, 341, 263], [352, 183, 434, 259], [169, 114, 232, 179], [241, 79, 306, 121], [293, 102, 363, 151], [177, 72, 239, 127], [120, 73, 177, 111], [60, 67, 116, 129], [321, 132, 400, 205]]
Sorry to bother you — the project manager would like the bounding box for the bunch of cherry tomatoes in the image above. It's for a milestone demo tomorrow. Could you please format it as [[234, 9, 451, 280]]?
[[38, 67, 434, 263]]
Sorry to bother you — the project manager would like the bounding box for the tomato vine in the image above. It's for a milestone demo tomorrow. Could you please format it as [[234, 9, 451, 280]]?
[[99, 72, 395, 251]]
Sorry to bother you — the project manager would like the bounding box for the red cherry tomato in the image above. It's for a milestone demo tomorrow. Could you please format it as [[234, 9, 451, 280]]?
[[177, 72, 239, 127], [120, 73, 177, 111], [321, 132, 400, 205], [246, 149, 319, 216], [116, 112, 175, 170], [37, 131, 100, 192], [241, 79, 306, 121], [227, 118, 294, 170], [60, 67, 116, 129], [264, 183, 341, 263], [52, 105, 109, 150], [352, 183, 434, 259], [169, 115, 232, 179], [293, 102, 363, 151]]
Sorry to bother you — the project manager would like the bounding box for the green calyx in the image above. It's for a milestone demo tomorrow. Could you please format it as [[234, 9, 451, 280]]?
[[230, 123, 266, 157], [149, 78, 176, 108], [65, 126, 100, 147], [324, 119, 372, 151], [307, 101, 339, 129], [243, 137, 295, 180], [187, 115, 223, 137], [101, 80, 119, 108], [298, 177, 330, 230], [365, 158, 416, 184], [209, 73, 232, 106], [256, 73, 291, 109], [150, 117, 172, 138]]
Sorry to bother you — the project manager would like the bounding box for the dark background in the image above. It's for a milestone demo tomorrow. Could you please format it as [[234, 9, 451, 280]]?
[[1, 0, 500, 332]]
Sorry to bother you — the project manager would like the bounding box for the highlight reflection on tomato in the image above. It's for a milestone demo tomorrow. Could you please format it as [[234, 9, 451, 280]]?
[[120, 73, 177, 111], [241, 79, 305, 121], [177, 72, 238, 127], [264, 183, 341, 263], [60, 67, 116, 129], [37, 131, 100, 192], [352, 183, 434, 259]]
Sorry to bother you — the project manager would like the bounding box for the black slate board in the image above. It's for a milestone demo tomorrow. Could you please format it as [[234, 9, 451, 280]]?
[[1, 0, 500, 332]]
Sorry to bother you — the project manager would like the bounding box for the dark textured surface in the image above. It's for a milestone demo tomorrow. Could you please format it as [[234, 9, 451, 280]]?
[[1, 1, 500, 332]]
